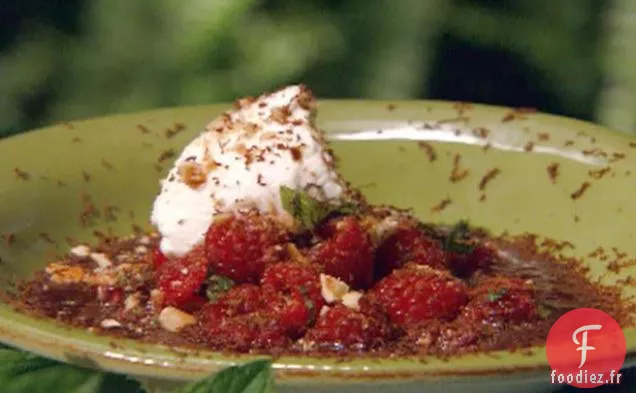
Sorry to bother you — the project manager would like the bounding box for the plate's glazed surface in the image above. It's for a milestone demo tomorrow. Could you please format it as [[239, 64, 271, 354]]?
[[0, 100, 635, 393]]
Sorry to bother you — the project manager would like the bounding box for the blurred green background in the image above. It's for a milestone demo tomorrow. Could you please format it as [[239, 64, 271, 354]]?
[[2, 0, 636, 138]]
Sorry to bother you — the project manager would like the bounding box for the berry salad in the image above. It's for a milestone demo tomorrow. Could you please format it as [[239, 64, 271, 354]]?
[[11, 86, 630, 357]]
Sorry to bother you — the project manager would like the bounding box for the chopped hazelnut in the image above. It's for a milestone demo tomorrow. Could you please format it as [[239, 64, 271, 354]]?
[[46, 263, 85, 284], [320, 274, 350, 303], [342, 291, 362, 311], [90, 252, 112, 268], [158, 307, 196, 332], [124, 293, 141, 312], [70, 244, 91, 258], [100, 319, 122, 329]]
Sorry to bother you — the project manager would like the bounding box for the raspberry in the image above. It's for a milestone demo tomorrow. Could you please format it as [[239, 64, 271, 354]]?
[[156, 245, 208, 308], [375, 227, 447, 279], [199, 284, 288, 351], [304, 303, 392, 351], [202, 312, 288, 351], [205, 212, 288, 283], [460, 276, 537, 325], [371, 264, 468, 327], [308, 216, 374, 289], [260, 262, 324, 337], [447, 245, 495, 278], [201, 284, 263, 321], [151, 248, 168, 270]]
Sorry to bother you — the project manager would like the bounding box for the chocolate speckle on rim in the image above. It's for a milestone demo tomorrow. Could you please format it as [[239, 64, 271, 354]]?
[[430, 197, 452, 212], [103, 206, 120, 222], [588, 167, 611, 180], [453, 102, 472, 116], [501, 113, 515, 123], [101, 159, 114, 170], [570, 182, 591, 200], [478, 168, 501, 191], [501, 108, 535, 123], [13, 168, 30, 180], [417, 142, 437, 162], [582, 148, 607, 158], [38, 233, 56, 245], [609, 152, 626, 163], [165, 123, 187, 139], [546, 163, 559, 184], [472, 127, 489, 138], [449, 154, 469, 183], [158, 149, 176, 163]]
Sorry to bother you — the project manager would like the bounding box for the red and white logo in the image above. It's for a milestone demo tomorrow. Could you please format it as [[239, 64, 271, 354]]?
[[546, 308, 626, 388]]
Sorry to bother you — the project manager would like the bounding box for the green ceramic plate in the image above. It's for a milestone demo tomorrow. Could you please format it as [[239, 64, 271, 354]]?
[[0, 101, 635, 393]]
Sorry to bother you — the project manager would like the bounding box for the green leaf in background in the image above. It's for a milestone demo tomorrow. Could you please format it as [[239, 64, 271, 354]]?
[[0, 346, 142, 393], [175, 359, 274, 393], [0, 345, 274, 393]]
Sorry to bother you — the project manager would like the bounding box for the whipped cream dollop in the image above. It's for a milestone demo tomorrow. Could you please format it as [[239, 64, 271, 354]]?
[[151, 85, 348, 256]]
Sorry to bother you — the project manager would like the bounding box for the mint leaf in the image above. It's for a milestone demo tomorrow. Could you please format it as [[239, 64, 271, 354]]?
[[0, 347, 141, 393], [331, 202, 358, 216], [486, 288, 508, 302], [175, 359, 274, 393], [438, 220, 475, 254], [280, 186, 328, 230], [0, 348, 274, 393], [206, 275, 235, 302], [280, 186, 357, 231]]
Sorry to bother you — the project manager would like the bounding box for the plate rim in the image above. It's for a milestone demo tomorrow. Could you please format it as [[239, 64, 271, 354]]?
[[0, 99, 634, 383]]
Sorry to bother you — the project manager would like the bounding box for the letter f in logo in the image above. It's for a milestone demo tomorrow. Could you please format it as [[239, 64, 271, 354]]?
[[573, 324, 603, 368]]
